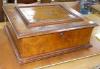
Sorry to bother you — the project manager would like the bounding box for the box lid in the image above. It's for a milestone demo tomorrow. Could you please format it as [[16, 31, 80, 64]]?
[[3, 4, 97, 39], [16, 4, 83, 28]]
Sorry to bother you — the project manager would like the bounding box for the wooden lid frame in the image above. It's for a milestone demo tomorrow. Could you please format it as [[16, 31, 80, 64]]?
[[16, 4, 84, 28]]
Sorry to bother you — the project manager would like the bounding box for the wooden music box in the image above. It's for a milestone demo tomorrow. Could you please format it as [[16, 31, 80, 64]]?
[[3, 3, 96, 64]]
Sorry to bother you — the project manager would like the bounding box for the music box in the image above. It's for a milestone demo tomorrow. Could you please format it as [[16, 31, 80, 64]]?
[[3, 3, 96, 64]]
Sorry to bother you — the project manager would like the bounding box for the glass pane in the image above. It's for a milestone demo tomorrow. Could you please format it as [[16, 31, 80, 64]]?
[[17, 4, 83, 27]]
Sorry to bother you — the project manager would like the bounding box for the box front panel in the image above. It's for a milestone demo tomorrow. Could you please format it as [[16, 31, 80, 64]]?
[[6, 21, 93, 58], [15, 27, 93, 58]]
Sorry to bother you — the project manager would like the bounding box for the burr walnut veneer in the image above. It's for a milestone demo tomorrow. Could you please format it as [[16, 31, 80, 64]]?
[[3, 3, 96, 64]]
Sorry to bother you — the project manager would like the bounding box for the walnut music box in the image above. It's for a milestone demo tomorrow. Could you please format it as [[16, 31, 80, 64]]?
[[3, 3, 96, 64]]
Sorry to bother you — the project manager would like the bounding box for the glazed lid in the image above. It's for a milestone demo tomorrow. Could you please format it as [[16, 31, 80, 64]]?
[[16, 3, 84, 28], [3, 3, 97, 39]]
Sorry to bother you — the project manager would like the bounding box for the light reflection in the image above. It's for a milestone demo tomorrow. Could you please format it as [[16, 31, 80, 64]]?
[[95, 33, 100, 41], [89, 21, 95, 24], [68, 14, 76, 18], [20, 8, 36, 23]]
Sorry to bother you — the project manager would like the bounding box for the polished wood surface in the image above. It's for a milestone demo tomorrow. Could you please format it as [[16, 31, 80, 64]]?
[[16, 4, 82, 27], [3, 2, 95, 38], [7, 23, 93, 58]]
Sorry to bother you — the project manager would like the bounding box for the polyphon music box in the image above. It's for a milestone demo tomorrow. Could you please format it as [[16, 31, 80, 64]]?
[[3, 3, 96, 64]]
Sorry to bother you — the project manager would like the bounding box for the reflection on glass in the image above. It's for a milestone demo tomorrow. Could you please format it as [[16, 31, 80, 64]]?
[[20, 8, 36, 23], [18, 5, 83, 27]]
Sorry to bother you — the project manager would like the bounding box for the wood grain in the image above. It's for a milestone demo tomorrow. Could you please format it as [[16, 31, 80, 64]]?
[[16, 4, 82, 27], [3, 3, 96, 39], [7, 23, 93, 58]]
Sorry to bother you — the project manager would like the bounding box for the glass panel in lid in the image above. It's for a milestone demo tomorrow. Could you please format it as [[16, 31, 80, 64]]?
[[16, 4, 83, 27]]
